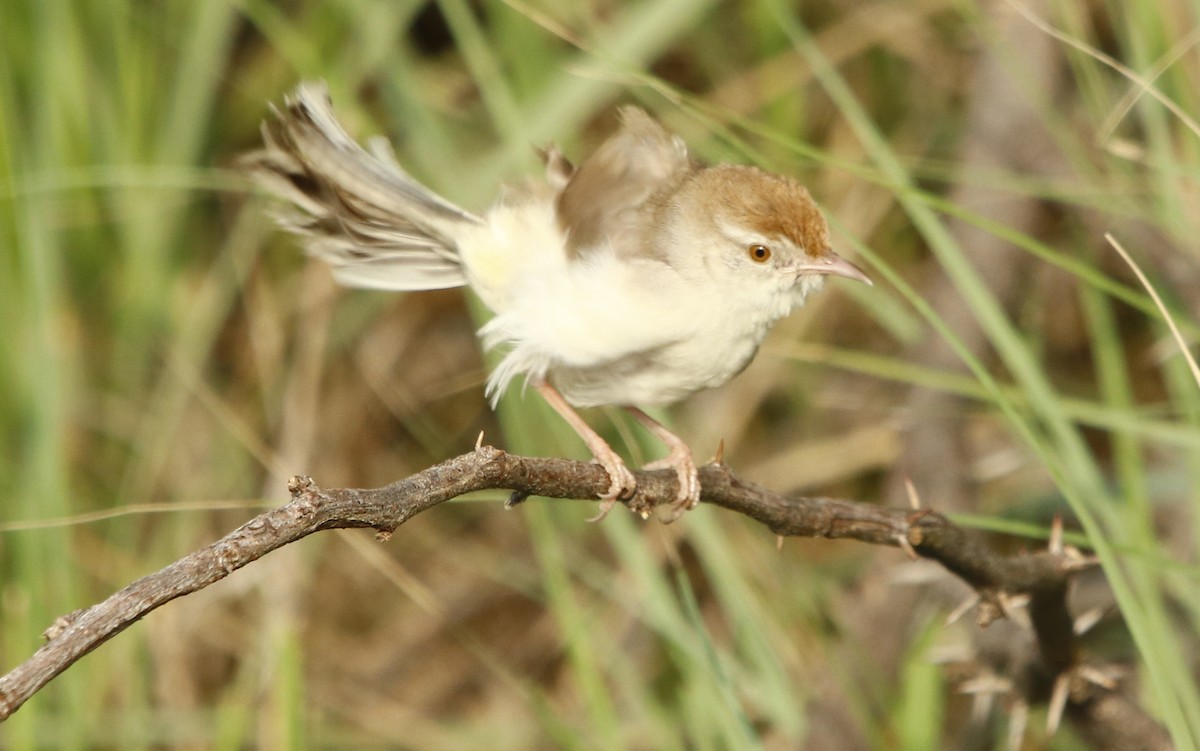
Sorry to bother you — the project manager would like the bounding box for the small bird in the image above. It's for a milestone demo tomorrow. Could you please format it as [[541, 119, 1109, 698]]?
[[245, 83, 870, 520]]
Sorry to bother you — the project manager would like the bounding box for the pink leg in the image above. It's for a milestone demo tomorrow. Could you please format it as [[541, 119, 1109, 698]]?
[[535, 382, 637, 520], [625, 407, 700, 518]]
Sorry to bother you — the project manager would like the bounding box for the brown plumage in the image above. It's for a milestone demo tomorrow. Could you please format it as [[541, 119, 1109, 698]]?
[[245, 83, 870, 519]]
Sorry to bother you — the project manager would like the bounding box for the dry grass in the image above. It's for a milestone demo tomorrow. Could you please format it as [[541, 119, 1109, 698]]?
[[2, 0, 1198, 748]]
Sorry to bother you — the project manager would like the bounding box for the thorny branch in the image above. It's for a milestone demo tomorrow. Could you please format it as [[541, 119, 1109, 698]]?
[[0, 446, 1171, 748]]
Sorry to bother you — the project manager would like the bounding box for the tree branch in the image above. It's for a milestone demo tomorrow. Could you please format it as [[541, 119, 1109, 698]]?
[[0, 446, 1170, 748]]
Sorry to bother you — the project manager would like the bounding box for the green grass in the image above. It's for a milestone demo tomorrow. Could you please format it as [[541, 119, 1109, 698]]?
[[2, 0, 1198, 748]]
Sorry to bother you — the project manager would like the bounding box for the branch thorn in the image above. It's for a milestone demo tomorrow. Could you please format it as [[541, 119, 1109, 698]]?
[[903, 475, 922, 510], [896, 532, 919, 560], [1047, 672, 1070, 735], [1049, 512, 1064, 555], [946, 593, 981, 625]]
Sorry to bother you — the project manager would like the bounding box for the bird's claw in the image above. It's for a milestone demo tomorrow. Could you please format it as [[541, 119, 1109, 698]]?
[[586, 450, 637, 522], [644, 448, 700, 522]]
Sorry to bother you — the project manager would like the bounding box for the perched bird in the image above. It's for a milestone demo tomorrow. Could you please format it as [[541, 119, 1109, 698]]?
[[244, 83, 870, 520]]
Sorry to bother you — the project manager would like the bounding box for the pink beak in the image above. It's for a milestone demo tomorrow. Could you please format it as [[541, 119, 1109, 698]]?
[[791, 252, 873, 286]]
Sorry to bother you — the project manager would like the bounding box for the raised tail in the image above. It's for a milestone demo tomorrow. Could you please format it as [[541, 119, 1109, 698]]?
[[243, 82, 480, 291]]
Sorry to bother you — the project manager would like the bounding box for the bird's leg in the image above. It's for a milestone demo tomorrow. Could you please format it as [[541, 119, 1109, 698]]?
[[625, 407, 700, 519], [535, 382, 637, 520]]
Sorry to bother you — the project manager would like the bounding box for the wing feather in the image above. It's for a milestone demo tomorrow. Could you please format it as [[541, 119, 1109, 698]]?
[[555, 107, 695, 260]]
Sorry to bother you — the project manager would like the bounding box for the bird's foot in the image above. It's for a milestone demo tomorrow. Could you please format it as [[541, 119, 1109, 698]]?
[[586, 447, 637, 523], [532, 381, 638, 522], [623, 407, 701, 522], [643, 445, 700, 523]]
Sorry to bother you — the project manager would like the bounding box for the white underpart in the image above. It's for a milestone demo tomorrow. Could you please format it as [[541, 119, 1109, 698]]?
[[455, 197, 813, 408], [457, 199, 687, 403]]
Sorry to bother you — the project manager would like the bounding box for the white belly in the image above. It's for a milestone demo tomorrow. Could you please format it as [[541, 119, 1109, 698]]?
[[549, 322, 766, 407], [457, 196, 813, 408]]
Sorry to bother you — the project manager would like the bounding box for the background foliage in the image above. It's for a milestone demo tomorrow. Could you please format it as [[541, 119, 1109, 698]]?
[[1, 0, 1198, 748]]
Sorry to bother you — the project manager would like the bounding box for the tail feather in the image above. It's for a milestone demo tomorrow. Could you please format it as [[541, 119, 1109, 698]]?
[[244, 82, 480, 291]]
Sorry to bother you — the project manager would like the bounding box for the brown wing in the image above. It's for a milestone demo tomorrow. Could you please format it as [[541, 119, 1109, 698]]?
[[555, 107, 695, 260]]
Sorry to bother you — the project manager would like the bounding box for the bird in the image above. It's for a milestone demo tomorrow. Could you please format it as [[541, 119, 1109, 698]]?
[[243, 82, 871, 521]]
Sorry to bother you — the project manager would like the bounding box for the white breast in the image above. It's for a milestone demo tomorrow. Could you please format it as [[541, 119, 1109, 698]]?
[[454, 193, 812, 409]]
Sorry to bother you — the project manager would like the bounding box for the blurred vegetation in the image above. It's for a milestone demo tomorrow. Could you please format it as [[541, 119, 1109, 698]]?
[[1, 0, 1198, 748]]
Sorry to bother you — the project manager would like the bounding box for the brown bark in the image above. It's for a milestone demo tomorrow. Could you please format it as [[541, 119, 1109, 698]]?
[[0, 447, 1170, 748]]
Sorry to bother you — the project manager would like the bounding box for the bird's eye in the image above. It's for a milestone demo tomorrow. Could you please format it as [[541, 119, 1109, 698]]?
[[748, 244, 772, 263]]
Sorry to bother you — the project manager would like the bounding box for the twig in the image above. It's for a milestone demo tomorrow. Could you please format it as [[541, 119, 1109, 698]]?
[[0, 446, 1169, 748]]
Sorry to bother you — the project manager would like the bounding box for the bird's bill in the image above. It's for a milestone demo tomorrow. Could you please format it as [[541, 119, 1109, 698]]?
[[789, 253, 873, 286]]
